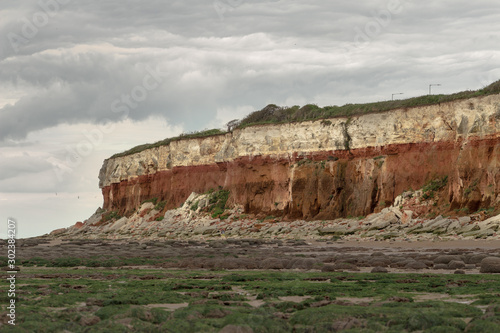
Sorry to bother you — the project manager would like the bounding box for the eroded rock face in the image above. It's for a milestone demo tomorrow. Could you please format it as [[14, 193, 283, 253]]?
[[99, 94, 500, 218]]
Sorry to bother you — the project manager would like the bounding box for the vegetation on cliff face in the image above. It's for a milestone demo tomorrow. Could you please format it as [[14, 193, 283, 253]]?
[[188, 188, 231, 219], [110, 128, 226, 158], [236, 79, 500, 129], [110, 79, 500, 159]]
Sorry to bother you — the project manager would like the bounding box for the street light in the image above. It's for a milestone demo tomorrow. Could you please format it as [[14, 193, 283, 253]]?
[[429, 84, 441, 95], [392, 93, 404, 101]]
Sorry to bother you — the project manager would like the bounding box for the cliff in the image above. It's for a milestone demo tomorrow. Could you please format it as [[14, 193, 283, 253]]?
[[99, 93, 500, 220]]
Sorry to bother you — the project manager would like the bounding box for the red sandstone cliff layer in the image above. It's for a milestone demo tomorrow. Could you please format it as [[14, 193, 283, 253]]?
[[102, 135, 499, 219]]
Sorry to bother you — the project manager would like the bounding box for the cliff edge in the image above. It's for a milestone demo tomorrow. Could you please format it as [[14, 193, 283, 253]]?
[[98, 93, 500, 221]]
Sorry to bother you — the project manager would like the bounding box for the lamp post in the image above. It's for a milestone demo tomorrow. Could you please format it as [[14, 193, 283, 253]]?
[[429, 84, 441, 95], [392, 93, 404, 101]]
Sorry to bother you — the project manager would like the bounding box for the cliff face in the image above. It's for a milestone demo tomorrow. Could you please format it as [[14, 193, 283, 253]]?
[[99, 94, 500, 219]]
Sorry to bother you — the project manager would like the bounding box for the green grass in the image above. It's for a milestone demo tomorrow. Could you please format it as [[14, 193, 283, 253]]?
[[207, 188, 230, 218], [110, 128, 226, 158], [3, 267, 500, 332], [101, 210, 121, 222], [236, 80, 500, 129], [422, 175, 449, 200], [154, 200, 167, 211]]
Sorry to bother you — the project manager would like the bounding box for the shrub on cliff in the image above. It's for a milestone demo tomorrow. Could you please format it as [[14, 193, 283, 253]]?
[[154, 200, 166, 211], [101, 211, 121, 222], [422, 176, 448, 199], [237, 79, 500, 129], [205, 188, 230, 218]]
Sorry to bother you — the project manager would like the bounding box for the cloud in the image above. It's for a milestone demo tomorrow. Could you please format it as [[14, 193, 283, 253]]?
[[0, 116, 183, 193], [0, 0, 499, 237], [0, 0, 499, 141]]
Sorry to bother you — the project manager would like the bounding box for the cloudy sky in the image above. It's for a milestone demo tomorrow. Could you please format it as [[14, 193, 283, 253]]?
[[1, 0, 499, 238]]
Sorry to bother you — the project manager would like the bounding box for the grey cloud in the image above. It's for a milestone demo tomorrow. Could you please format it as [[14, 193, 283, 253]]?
[[0, 0, 499, 140], [0, 153, 54, 182]]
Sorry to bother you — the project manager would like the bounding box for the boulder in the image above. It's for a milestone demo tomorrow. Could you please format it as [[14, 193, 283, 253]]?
[[368, 211, 399, 230], [434, 255, 462, 264], [79, 315, 101, 326], [465, 254, 488, 264], [260, 258, 285, 270], [334, 262, 359, 271], [371, 267, 388, 273], [448, 260, 466, 269], [321, 264, 336, 272], [108, 217, 129, 231], [50, 228, 67, 236], [480, 257, 500, 273], [405, 261, 427, 270]]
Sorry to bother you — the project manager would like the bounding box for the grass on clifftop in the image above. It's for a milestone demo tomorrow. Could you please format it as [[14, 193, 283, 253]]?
[[111, 128, 225, 158], [110, 79, 500, 159]]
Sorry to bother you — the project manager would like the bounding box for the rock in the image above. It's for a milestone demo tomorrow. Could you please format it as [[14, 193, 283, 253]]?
[[334, 262, 359, 271], [260, 258, 285, 270], [400, 210, 414, 224], [370, 260, 389, 267], [368, 212, 399, 230], [291, 258, 318, 270], [140, 202, 155, 211], [462, 228, 495, 239], [434, 255, 462, 264], [219, 325, 254, 333], [448, 260, 466, 269], [371, 267, 388, 273], [321, 264, 336, 272], [319, 226, 349, 235], [388, 296, 411, 303], [433, 264, 448, 269], [79, 315, 101, 326], [454, 270, 465, 274], [206, 309, 231, 319], [458, 216, 471, 224], [446, 220, 461, 231], [50, 228, 67, 236], [405, 261, 427, 270], [465, 254, 488, 264], [108, 217, 129, 231], [193, 226, 218, 235], [480, 257, 500, 273], [390, 258, 412, 268]]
